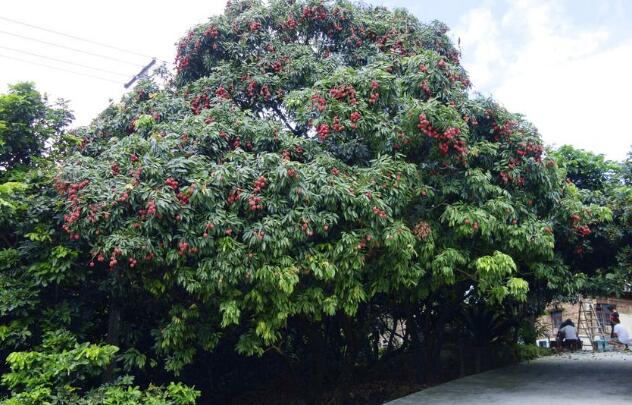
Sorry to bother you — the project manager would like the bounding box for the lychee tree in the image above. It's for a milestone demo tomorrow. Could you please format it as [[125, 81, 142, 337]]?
[[53, 0, 604, 398]]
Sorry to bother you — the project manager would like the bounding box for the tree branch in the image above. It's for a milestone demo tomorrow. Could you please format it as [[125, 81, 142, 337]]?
[[271, 104, 302, 136]]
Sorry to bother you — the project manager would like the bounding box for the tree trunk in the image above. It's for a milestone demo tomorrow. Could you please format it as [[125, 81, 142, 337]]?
[[458, 338, 466, 377], [329, 315, 361, 404], [102, 283, 121, 383], [305, 322, 327, 405]]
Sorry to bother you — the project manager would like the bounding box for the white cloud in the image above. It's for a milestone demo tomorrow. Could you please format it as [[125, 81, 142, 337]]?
[[452, 7, 505, 89], [496, 40, 632, 161], [455, 0, 631, 160], [0, 0, 227, 126]]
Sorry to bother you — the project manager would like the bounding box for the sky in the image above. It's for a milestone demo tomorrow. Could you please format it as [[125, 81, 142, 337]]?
[[1, 0, 630, 161]]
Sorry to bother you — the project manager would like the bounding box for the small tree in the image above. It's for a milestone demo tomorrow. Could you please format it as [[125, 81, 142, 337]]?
[[0, 82, 73, 171]]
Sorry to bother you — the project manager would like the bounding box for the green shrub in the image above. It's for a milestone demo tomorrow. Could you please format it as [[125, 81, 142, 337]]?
[[512, 344, 552, 362], [1, 330, 199, 404]]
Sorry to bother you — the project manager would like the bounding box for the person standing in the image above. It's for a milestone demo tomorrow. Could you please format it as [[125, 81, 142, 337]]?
[[612, 318, 632, 350], [610, 305, 620, 339]]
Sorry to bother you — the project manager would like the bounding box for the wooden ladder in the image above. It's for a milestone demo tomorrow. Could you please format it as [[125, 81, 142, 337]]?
[[576, 298, 607, 351]]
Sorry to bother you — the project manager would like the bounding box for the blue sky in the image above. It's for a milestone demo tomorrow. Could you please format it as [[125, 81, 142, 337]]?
[[1, 0, 630, 160]]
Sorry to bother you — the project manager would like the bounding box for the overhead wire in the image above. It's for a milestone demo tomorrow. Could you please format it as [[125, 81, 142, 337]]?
[[0, 29, 144, 67], [0, 53, 122, 84], [0, 16, 168, 64], [0, 44, 130, 77]]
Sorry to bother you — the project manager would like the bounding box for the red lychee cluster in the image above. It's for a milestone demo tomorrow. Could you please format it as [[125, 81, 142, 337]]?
[[191, 93, 210, 115], [260, 84, 271, 101], [301, 221, 314, 236], [284, 16, 298, 29], [116, 192, 129, 203], [311, 94, 327, 112], [253, 176, 267, 193], [65, 180, 90, 207], [575, 225, 591, 237], [356, 235, 372, 250], [61, 179, 91, 235], [176, 55, 190, 71], [332, 116, 344, 132], [350, 111, 362, 123], [491, 120, 517, 140], [317, 123, 330, 141], [300, 5, 328, 21], [86, 203, 103, 223], [165, 178, 179, 190], [463, 218, 479, 231], [227, 189, 242, 205], [499, 171, 525, 187], [372, 206, 387, 218], [419, 79, 431, 95], [515, 141, 543, 162], [215, 86, 230, 99], [249, 21, 261, 31], [146, 200, 157, 217], [109, 247, 123, 269], [246, 80, 257, 97], [255, 230, 265, 240], [176, 185, 193, 205], [271, 60, 283, 73], [248, 196, 264, 211], [204, 26, 219, 38], [417, 114, 467, 157], [230, 136, 241, 150], [203, 223, 214, 237], [130, 166, 143, 186], [331, 167, 340, 176], [329, 84, 356, 103], [178, 241, 189, 256]]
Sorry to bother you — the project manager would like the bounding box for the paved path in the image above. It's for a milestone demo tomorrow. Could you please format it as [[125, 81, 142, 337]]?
[[387, 351, 632, 405]]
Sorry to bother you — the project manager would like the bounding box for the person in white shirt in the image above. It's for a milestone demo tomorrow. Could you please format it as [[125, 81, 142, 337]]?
[[557, 319, 579, 351], [612, 318, 632, 350]]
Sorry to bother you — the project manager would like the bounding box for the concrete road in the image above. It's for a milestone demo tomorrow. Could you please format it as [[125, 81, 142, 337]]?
[[386, 351, 632, 405]]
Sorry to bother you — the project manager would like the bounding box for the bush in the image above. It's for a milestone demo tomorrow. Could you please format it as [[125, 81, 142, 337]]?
[[512, 344, 552, 362]]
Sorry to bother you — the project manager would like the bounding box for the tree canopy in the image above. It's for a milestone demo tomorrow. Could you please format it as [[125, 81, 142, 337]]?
[[0, 1, 627, 403], [0, 82, 72, 170]]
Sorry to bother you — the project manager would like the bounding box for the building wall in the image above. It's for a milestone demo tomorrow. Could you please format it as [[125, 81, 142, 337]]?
[[538, 297, 632, 343]]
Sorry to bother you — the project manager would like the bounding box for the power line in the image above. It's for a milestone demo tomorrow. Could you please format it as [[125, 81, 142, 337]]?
[[0, 45, 130, 77], [0, 16, 165, 63], [0, 53, 121, 84], [0, 29, 143, 67], [125, 59, 156, 88]]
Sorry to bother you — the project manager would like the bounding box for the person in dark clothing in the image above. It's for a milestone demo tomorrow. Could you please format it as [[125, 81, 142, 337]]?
[[610, 305, 620, 339]]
